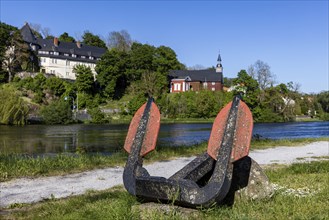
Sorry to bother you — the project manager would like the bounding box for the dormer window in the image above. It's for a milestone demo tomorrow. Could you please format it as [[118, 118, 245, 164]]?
[[72, 54, 77, 58], [54, 52, 59, 55], [64, 53, 69, 56], [89, 56, 94, 60], [81, 56, 86, 59]]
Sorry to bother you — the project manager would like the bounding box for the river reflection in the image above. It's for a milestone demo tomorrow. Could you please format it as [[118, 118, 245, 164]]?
[[0, 121, 328, 154]]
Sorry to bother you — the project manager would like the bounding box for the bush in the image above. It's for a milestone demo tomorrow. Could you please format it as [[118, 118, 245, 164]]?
[[88, 107, 106, 123], [40, 100, 73, 124], [0, 86, 29, 125]]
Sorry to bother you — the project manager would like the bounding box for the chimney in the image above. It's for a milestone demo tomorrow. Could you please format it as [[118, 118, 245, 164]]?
[[54, 37, 59, 47], [76, 41, 81, 48]]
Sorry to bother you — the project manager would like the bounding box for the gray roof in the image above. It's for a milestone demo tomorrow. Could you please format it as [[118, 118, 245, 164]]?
[[20, 23, 106, 61], [170, 69, 223, 83], [20, 23, 38, 44], [37, 39, 106, 58]]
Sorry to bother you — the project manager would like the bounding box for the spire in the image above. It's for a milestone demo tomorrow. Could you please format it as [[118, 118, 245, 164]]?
[[217, 50, 222, 63], [216, 50, 223, 73]]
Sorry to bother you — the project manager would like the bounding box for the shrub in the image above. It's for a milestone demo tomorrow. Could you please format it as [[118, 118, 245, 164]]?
[[40, 100, 73, 124], [0, 86, 29, 125]]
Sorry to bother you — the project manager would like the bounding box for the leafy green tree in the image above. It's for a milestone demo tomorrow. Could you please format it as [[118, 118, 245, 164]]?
[[233, 70, 260, 117], [317, 91, 329, 113], [153, 46, 184, 74], [82, 31, 107, 49], [95, 49, 129, 99], [223, 77, 234, 87], [58, 32, 75, 43], [40, 100, 72, 124], [0, 86, 29, 125], [127, 43, 156, 80], [73, 64, 94, 94], [44, 77, 66, 97]]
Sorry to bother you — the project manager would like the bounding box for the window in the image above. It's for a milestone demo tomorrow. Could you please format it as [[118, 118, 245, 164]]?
[[64, 53, 69, 56], [54, 52, 59, 55], [81, 56, 86, 59], [51, 59, 57, 64], [212, 88, 215, 91], [203, 82, 208, 89], [174, 83, 181, 91], [89, 56, 94, 60], [212, 82, 215, 85], [66, 60, 70, 66], [66, 72, 69, 76], [72, 54, 77, 58]]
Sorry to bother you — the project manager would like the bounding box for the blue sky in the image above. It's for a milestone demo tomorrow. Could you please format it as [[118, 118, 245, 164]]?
[[1, 0, 328, 93]]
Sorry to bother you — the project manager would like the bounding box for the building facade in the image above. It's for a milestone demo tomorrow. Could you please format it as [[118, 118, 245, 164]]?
[[169, 54, 224, 93], [20, 23, 106, 80]]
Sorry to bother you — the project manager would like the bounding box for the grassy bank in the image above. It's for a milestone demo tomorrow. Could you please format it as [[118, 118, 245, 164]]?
[[3, 160, 328, 219], [1, 138, 328, 182]]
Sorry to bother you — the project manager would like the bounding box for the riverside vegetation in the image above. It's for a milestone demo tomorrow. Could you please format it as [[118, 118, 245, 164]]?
[[1, 22, 329, 125], [1, 138, 328, 182]]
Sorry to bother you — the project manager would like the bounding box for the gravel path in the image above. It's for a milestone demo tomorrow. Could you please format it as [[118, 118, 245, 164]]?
[[1, 141, 328, 208]]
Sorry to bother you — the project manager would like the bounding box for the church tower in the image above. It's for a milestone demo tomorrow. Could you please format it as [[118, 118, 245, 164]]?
[[216, 51, 223, 73]]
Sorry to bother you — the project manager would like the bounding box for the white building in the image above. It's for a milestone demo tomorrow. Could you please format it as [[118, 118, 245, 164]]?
[[20, 23, 106, 80]]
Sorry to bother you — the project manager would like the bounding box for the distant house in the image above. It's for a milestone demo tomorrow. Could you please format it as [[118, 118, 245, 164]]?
[[169, 54, 224, 93], [20, 23, 106, 80]]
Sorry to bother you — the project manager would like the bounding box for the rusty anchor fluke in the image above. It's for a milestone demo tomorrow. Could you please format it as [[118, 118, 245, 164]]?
[[123, 95, 255, 208]]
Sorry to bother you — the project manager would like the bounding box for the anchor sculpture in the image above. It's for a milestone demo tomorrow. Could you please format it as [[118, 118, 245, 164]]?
[[123, 95, 254, 208]]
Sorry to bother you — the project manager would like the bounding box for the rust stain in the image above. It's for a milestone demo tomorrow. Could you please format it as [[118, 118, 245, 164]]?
[[124, 102, 160, 156], [207, 100, 253, 161]]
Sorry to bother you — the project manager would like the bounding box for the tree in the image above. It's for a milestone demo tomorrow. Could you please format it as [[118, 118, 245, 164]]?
[[73, 64, 94, 94], [0, 86, 29, 125], [58, 32, 75, 43], [2, 30, 30, 82], [0, 22, 18, 83], [248, 60, 275, 91], [107, 30, 132, 52], [44, 77, 66, 97], [317, 91, 329, 113], [126, 42, 156, 81], [95, 49, 129, 99], [153, 46, 185, 74], [82, 31, 107, 49], [41, 27, 51, 39], [40, 100, 73, 124]]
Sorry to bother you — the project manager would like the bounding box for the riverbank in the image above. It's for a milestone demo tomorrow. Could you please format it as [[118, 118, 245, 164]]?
[[1, 138, 328, 182], [1, 141, 328, 209]]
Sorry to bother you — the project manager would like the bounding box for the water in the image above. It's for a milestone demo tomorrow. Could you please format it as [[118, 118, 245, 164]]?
[[0, 121, 328, 154]]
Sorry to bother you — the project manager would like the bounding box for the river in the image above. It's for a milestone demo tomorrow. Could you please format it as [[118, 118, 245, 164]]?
[[0, 121, 328, 154]]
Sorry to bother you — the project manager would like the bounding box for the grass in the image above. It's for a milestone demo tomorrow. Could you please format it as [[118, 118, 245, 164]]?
[[2, 160, 328, 220], [1, 138, 328, 182]]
